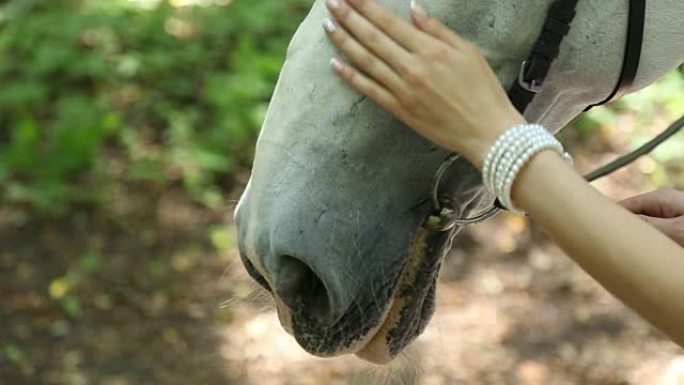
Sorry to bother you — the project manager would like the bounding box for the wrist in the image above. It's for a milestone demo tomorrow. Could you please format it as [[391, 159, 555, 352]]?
[[466, 109, 527, 169], [512, 149, 579, 212], [481, 123, 572, 212]]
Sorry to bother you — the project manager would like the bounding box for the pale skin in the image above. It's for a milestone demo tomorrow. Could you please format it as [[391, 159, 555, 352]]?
[[322, 0, 684, 347], [619, 189, 684, 247]]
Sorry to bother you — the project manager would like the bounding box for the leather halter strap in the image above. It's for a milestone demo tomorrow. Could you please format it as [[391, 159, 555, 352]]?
[[507, 0, 647, 114], [585, 0, 646, 110], [508, 0, 579, 113]]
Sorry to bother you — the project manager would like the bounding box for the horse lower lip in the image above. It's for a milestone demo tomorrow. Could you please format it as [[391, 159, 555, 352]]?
[[354, 227, 440, 363], [353, 295, 406, 364]]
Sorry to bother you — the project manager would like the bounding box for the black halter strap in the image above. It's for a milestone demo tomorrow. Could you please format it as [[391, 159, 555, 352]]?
[[508, 0, 579, 113], [585, 0, 646, 110], [507, 0, 647, 114]]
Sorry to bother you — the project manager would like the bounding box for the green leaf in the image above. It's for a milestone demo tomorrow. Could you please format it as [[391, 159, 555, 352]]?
[[80, 252, 102, 274], [4, 344, 25, 364], [62, 296, 83, 319]]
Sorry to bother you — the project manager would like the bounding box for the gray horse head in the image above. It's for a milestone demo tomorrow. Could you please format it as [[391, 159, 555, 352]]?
[[235, 0, 683, 364]]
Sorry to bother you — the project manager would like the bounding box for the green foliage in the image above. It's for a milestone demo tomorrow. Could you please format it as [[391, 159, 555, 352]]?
[[570, 70, 684, 188], [3, 344, 25, 364], [0, 0, 312, 214], [575, 70, 684, 140]]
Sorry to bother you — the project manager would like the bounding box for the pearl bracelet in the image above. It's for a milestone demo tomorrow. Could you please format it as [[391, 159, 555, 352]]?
[[482, 124, 572, 213]]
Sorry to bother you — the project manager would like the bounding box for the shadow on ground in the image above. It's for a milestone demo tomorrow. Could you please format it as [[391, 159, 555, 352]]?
[[0, 189, 237, 385]]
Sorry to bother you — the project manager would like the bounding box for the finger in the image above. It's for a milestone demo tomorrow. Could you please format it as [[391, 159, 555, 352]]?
[[655, 189, 684, 216], [330, 58, 403, 116], [639, 215, 684, 246], [618, 195, 648, 214], [619, 189, 684, 218], [326, 0, 416, 76], [409, 0, 468, 49], [619, 191, 662, 216], [324, 18, 407, 95], [342, 0, 433, 52], [639, 215, 673, 238]]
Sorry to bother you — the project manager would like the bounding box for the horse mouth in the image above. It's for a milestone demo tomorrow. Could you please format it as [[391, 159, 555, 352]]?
[[352, 227, 449, 364], [281, 225, 454, 364]]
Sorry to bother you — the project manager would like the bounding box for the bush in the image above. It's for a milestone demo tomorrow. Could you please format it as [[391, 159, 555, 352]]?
[[0, 0, 312, 214]]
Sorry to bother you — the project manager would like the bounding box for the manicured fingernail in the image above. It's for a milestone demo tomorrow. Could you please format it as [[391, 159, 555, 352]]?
[[327, 0, 340, 10], [410, 0, 427, 16], [323, 18, 336, 33], [330, 57, 343, 71]]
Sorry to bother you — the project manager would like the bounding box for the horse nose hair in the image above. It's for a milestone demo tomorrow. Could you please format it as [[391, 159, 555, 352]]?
[[275, 256, 333, 325]]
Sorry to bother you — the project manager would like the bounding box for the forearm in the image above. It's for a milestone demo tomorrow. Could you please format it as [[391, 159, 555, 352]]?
[[513, 150, 684, 347]]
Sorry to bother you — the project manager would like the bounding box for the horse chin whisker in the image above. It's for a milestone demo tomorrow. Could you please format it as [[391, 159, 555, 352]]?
[[218, 282, 273, 310], [369, 352, 423, 385], [217, 298, 239, 309], [221, 200, 240, 211], [364, 360, 394, 383], [363, 350, 422, 384], [218, 260, 238, 282], [258, 304, 276, 312], [399, 346, 424, 379], [251, 287, 274, 301]]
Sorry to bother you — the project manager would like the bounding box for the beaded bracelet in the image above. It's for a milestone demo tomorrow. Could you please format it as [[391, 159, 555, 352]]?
[[482, 124, 572, 213]]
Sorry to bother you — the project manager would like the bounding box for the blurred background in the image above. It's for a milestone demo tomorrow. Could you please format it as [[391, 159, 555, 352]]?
[[0, 0, 682, 384]]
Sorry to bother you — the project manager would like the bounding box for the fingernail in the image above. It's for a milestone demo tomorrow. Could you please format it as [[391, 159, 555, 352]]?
[[410, 0, 427, 16], [323, 18, 336, 33], [327, 0, 340, 10], [330, 57, 343, 71]]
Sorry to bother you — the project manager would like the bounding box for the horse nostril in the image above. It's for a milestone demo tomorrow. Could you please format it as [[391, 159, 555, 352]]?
[[275, 256, 331, 324]]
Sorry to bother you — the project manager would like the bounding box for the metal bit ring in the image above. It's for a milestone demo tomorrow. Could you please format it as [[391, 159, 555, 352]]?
[[426, 153, 500, 232]]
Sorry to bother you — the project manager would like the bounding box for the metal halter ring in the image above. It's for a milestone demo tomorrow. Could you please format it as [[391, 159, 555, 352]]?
[[424, 153, 500, 232]]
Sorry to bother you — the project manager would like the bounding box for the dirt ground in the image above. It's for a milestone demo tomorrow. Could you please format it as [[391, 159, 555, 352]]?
[[2, 116, 683, 385]]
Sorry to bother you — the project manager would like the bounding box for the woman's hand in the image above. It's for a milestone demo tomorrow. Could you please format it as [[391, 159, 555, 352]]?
[[619, 189, 684, 247], [323, 0, 525, 168]]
